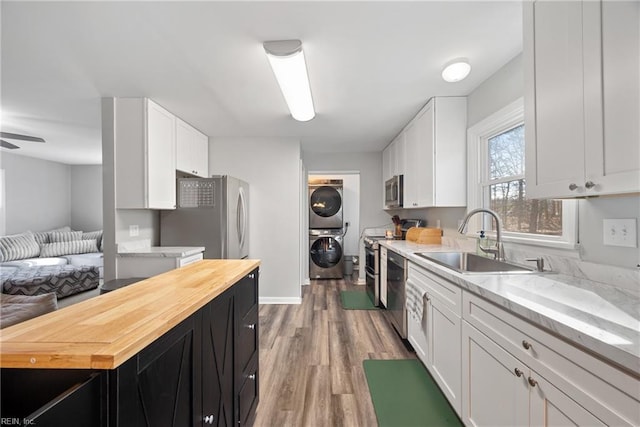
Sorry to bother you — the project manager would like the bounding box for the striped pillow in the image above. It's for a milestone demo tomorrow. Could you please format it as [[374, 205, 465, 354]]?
[[39, 240, 98, 258], [82, 230, 103, 251], [32, 231, 50, 245], [31, 226, 72, 245], [0, 232, 40, 262], [49, 231, 82, 243]]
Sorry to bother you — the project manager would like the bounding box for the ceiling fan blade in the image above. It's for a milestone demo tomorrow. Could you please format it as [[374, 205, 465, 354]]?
[[0, 139, 20, 149], [0, 132, 45, 143]]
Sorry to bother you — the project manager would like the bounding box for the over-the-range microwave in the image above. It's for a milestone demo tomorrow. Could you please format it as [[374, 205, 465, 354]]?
[[385, 175, 403, 208]]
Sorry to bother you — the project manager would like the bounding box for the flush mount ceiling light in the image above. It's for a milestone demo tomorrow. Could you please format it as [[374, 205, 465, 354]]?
[[441, 58, 471, 83], [263, 39, 315, 122]]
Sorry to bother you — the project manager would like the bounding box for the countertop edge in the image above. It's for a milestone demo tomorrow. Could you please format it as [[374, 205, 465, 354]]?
[[117, 246, 206, 258]]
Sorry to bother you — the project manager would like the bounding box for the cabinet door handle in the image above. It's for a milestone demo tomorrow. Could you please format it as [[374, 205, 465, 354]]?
[[585, 181, 596, 189], [514, 368, 523, 377], [204, 414, 215, 424], [522, 340, 532, 350], [245, 323, 256, 330], [249, 373, 256, 380], [249, 273, 255, 279], [422, 293, 429, 319], [568, 183, 578, 191], [528, 377, 538, 387]]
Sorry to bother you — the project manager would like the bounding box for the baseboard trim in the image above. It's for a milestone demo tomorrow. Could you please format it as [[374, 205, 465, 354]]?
[[259, 297, 302, 305]]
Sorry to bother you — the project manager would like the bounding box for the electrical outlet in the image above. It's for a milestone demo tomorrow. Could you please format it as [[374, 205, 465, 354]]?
[[129, 225, 139, 237], [603, 219, 637, 247]]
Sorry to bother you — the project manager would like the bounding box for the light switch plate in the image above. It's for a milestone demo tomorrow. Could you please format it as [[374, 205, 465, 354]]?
[[603, 219, 637, 247], [129, 225, 139, 237]]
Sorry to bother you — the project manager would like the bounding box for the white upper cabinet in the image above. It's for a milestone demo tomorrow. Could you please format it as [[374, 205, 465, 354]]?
[[584, 1, 640, 195], [382, 133, 406, 206], [382, 133, 405, 182], [382, 144, 392, 182], [404, 106, 432, 208], [403, 97, 467, 208], [176, 118, 209, 178], [115, 98, 177, 210], [524, 0, 640, 198]]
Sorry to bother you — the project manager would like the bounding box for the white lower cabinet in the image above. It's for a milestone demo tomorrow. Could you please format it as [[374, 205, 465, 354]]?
[[462, 321, 529, 427], [529, 370, 607, 427], [462, 321, 605, 427], [407, 264, 462, 416], [428, 298, 461, 412], [463, 291, 639, 427]]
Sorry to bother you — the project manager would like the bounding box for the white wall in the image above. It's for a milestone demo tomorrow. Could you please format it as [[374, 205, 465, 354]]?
[[115, 209, 160, 246], [385, 206, 467, 237], [0, 154, 104, 236], [578, 196, 640, 268], [70, 165, 103, 232], [210, 137, 302, 303], [467, 53, 523, 128], [0, 151, 71, 234], [466, 52, 640, 269]]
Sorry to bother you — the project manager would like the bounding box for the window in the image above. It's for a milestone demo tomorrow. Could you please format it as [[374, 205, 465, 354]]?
[[467, 99, 576, 247]]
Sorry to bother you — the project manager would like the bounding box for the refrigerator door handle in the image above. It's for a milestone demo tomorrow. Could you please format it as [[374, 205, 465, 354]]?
[[238, 187, 247, 250]]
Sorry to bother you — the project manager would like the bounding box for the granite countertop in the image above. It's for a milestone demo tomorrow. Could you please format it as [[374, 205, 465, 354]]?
[[379, 239, 640, 374], [117, 246, 205, 258]]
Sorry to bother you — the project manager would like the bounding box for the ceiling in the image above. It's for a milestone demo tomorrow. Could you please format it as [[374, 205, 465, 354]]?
[[1, 1, 522, 165]]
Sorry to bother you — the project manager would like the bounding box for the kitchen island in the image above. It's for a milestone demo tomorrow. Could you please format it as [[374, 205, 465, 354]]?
[[0, 259, 260, 426]]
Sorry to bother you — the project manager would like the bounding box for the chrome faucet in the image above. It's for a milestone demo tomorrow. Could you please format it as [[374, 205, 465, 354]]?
[[458, 208, 505, 261]]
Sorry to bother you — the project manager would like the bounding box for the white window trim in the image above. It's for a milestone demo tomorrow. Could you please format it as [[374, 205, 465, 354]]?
[[466, 97, 578, 250]]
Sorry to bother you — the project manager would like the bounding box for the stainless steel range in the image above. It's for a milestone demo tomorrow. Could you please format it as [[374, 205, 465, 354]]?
[[364, 235, 386, 306]]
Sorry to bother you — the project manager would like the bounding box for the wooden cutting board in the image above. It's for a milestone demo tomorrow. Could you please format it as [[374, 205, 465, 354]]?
[[406, 227, 442, 244]]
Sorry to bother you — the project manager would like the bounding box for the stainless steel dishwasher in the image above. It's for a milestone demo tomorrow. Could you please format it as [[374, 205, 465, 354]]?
[[386, 249, 407, 339]]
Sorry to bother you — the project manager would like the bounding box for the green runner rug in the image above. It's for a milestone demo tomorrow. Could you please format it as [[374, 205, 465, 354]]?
[[340, 291, 378, 310], [363, 359, 463, 427]]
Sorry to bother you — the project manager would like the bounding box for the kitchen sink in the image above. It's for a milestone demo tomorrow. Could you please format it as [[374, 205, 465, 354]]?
[[415, 252, 536, 274]]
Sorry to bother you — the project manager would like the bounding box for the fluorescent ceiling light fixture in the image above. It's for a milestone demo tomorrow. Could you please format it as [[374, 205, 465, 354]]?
[[441, 58, 471, 83], [263, 40, 315, 122]]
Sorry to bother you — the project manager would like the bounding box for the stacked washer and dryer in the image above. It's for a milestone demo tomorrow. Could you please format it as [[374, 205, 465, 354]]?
[[308, 179, 345, 279]]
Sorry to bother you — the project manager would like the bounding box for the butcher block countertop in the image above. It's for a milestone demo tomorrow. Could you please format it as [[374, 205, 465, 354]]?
[[0, 259, 260, 370]]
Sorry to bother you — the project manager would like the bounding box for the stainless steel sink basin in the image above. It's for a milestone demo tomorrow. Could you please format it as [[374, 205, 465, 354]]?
[[416, 252, 536, 274]]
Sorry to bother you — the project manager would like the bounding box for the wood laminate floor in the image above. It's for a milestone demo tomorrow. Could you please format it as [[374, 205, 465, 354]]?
[[253, 278, 416, 427]]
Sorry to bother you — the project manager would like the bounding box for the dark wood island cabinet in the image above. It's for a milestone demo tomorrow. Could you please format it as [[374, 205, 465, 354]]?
[[0, 260, 260, 427]]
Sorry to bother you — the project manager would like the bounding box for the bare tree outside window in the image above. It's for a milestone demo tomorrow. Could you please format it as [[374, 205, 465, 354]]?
[[486, 125, 562, 236]]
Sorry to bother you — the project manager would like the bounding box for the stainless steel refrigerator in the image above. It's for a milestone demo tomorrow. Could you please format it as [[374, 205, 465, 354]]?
[[160, 176, 249, 259]]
